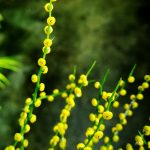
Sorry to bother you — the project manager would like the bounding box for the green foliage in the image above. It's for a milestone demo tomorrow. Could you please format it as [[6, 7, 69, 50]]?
[[0, 0, 150, 149], [0, 57, 21, 88]]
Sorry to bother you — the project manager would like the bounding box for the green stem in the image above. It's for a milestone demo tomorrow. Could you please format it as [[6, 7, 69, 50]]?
[[86, 61, 96, 77], [99, 69, 110, 96], [84, 79, 121, 148], [129, 64, 137, 77], [106, 79, 121, 111], [138, 131, 147, 144]]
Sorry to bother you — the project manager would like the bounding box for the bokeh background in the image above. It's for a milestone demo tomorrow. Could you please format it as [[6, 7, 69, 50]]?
[[0, 0, 150, 149]]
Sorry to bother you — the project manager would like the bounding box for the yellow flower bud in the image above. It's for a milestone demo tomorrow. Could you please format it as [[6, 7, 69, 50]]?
[[91, 98, 98, 107], [103, 111, 113, 120], [128, 76, 135, 83], [94, 81, 101, 89], [119, 89, 127, 96], [38, 58, 46, 67], [47, 16, 56, 26], [34, 99, 42, 107], [31, 74, 38, 83], [14, 133, 22, 142], [43, 38, 52, 47], [30, 114, 37, 123], [136, 93, 144, 100]]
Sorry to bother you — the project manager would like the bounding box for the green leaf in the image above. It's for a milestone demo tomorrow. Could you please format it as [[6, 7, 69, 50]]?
[[0, 57, 22, 71], [0, 73, 10, 88]]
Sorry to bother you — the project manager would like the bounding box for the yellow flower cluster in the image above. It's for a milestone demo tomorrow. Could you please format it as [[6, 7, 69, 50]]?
[[77, 78, 121, 150], [99, 74, 150, 150], [5, 1, 57, 149], [4, 0, 150, 149], [48, 73, 91, 149], [5, 97, 32, 149], [135, 125, 150, 149], [125, 124, 150, 150]]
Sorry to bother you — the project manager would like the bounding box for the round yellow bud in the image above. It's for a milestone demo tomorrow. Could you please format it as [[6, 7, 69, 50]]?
[[132, 101, 138, 109], [130, 94, 136, 100], [99, 124, 105, 131], [103, 111, 113, 120], [31, 74, 38, 83], [112, 135, 119, 142], [43, 38, 52, 47], [44, 3, 53, 12], [98, 105, 104, 114], [34, 99, 42, 107], [74, 87, 82, 97], [53, 89, 59, 95], [107, 144, 113, 150], [38, 58, 46, 67], [47, 16, 56, 26], [113, 101, 119, 108], [4, 145, 15, 150], [94, 81, 101, 89], [23, 139, 29, 148], [126, 143, 133, 150], [94, 131, 103, 139], [14, 133, 22, 142], [30, 114, 37, 123], [44, 26, 53, 35], [128, 76, 135, 83], [137, 93, 144, 100], [68, 74, 75, 81], [124, 103, 130, 110], [59, 138, 66, 149], [84, 147, 92, 150], [138, 85, 144, 91], [127, 110, 133, 116], [142, 82, 149, 89], [39, 83, 45, 91], [121, 118, 127, 125], [77, 143, 85, 149], [116, 123, 123, 131], [50, 135, 60, 145], [42, 65, 48, 74], [119, 89, 127, 96], [61, 92, 68, 98], [91, 98, 98, 107], [119, 79, 125, 87], [119, 113, 126, 120], [89, 113, 96, 122], [85, 128, 94, 137], [42, 46, 51, 54], [48, 95, 54, 102], [100, 146, 107, 150], [144, 75, 150, 82], [102, 91, 108, 100], [104, 136, 109, 144], [25, 98, 32, 105], [24, 124, 30, 133]]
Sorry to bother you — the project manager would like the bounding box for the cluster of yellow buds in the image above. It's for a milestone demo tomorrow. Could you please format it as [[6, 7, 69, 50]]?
[[78, 74, 89, 86], [4, 0, 57, 149], [125, 124, 150, 150], [99, 74, 150, 150], [134, 125, 150, 149], [4, 98, 34, 149], [48, 68, 95, 150], [76, 76, 121, 150], [3, 0, 150, 149]]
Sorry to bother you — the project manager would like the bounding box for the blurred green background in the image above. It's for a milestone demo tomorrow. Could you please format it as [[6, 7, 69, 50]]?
[[0, 0, 150, 149]]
